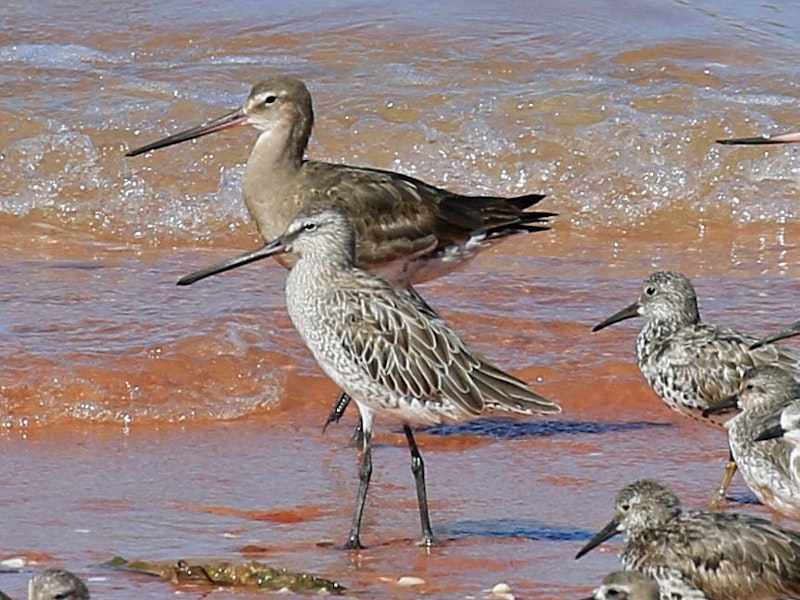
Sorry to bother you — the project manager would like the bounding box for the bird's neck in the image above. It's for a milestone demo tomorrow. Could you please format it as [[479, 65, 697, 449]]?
[[248, 123, 306, 175], [293, 240, 357, 281], [243, 124, 310, 241], [286, 246, 355, 315], [641, 310, 699, 339]]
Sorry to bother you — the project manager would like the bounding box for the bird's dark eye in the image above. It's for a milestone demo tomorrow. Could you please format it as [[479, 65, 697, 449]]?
[[264, 95, 278, 105], [303, 222, 317, 232], [620, 503, 630, 512], [606, 590, 621, 598], [644, 286, 656, 296]]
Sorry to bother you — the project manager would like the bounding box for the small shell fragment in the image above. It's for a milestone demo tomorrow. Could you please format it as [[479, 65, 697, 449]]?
[[489, 582, 514, 599], [0, 557, 27, 570]]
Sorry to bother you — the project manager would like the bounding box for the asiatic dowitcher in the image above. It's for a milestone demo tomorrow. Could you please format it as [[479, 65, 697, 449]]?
[[178, 205, 561, 548]]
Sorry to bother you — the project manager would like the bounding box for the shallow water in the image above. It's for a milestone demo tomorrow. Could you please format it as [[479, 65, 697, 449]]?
[[2, 0, 800, 597]]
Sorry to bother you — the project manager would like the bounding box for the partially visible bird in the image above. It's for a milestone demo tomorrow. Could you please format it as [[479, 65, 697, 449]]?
[[751, 320, 800, 350], [717, 130, 800, 145], [704, 365, 800, 520], [756, 400, 800, 444], [576, 479, 800, 599], [592, 271, 800, 504], [28, 569, 89, 600], [582, 570, 709, 600]]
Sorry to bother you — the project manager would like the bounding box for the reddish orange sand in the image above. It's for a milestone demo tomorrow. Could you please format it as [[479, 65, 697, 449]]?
[[3, 0, 800, 597]]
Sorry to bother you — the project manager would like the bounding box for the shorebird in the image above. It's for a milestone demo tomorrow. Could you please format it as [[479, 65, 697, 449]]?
[[575, 479, 800, 599], [582, 571, 660, 600], [582, 570, 708, 600], [127, 74, 554, 431], [754, 397, 800, 512], [28, 569, 89, 600], [126, 75, 552, 283], [704, 365, 800, 520], [177, 205, 561, 548], [756, 399, 800, 444], [717, 130, 800, 145], [592, 271, 800, 505]]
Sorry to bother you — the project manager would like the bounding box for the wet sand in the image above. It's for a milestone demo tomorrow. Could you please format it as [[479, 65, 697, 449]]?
[[3, 0, 800, 597]]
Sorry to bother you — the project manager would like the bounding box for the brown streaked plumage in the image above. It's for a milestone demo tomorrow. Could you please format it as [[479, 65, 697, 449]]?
[[705, 365, 800, 520], [717, 130, 800, 145], [576, 479, 800, 600], [178, 205, 561, 549]]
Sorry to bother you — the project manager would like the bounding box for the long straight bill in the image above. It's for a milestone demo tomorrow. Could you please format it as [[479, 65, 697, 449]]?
[[127, 108, 248, 157], [177, 238, 285, 286], [717, 131, 800, 145]]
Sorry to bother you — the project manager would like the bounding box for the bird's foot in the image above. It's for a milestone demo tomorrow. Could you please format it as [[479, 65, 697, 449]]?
[[417, 534, 440, 548], [350, 420, 364, 446], [338, 535, 366, 551], [708, 488, 727, 510]]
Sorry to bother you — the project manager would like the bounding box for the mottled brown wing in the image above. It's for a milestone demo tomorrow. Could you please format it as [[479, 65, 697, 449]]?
[[329, 281, 484, 415], [302, 161, 549, 265], [659, 324, 800, 404], [662, 512, 800, 598], [328, 277, 560, 416]]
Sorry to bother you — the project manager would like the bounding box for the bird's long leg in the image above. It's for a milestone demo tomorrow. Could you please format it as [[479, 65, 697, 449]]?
[[710, 449, 737, 510], [344, 423, 372, 549], [403, 424, 439, 546], [321, 392, 364, 444]]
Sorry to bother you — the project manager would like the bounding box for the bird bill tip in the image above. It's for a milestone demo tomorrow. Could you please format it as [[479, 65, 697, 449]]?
[[125, 108, 249, 157], [575, 519, 620, 559], [592, 302, 641, 332], [716, 131, 800, 145], [176, 238, 287, 286]]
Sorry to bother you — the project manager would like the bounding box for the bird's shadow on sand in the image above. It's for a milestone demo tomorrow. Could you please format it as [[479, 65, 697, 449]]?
[[723, 490, 761, 505], [412, 419, 674, 543], [420, 417, 672, 439], [438, 518, 590, 542]]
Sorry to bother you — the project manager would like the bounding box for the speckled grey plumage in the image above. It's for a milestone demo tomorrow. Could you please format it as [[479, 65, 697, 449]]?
[[711, 365, 800, 520], [583, 570, 708, 600], [278, 207, 560, 425], [178, 205, 561, 547], [576, 479, 800, 600], [28, 570, 89, 600], [593, 271, 800, 427]]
